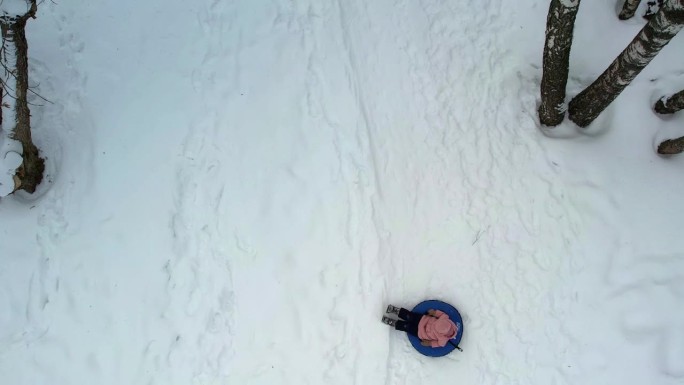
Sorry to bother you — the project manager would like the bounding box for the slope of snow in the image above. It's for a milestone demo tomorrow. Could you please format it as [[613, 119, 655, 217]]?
[[1, 0, 683, 384]]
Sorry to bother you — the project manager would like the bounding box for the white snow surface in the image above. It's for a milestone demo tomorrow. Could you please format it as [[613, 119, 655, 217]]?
[[2, 1, 684, 384]]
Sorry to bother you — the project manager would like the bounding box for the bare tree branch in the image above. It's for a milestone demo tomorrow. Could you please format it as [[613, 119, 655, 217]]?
[[658, 136, 684, 154], [654, 89, 684, 114]]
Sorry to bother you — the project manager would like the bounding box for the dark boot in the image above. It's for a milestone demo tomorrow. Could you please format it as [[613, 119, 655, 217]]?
[[386, 304, 400, 315], [381, 316, 397, 327]]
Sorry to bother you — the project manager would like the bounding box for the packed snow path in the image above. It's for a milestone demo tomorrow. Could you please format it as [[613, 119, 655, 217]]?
[[1, 0, 684, 384]]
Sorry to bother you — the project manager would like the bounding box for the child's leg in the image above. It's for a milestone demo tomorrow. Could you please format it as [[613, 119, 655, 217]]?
[[394, 320, 419, 337], [398, 308, 424, 324]]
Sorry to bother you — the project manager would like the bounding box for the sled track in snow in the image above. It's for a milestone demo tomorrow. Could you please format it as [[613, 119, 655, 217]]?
[[165, 1, 237, 383], [351, 0, 589, 383]]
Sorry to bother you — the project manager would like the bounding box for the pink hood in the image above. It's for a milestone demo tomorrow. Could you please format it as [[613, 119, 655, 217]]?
[[417, 310, 458, 348]]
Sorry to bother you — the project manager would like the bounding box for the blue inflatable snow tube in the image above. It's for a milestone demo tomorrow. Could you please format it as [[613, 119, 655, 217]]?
[[407, 299, 464, 357]]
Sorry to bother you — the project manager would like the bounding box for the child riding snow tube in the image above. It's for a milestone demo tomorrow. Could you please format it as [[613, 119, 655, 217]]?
[[382, 300, 463, 357]]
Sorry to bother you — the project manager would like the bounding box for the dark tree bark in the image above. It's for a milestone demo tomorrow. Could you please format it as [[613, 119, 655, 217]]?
[[619, 0, 642, 20], [658, 136, 684, 154], [0, 0, 44, 193], [538, 0, 581, 127], [654, 89, 684, 114], [569, 0, 684, 127], [644, 0, 664, 19]]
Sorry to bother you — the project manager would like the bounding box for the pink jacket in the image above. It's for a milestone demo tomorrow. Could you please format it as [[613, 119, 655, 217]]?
[[417, 310, 458, 348]]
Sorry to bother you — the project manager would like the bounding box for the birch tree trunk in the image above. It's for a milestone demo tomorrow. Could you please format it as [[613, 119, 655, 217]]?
[[538, 0, 581, 127], [645, 0, 665, 19], [619, 0, 642, 20], [568, 0, 684, 127], [654, 89, 684, 113], [0, 0, 43, 194]]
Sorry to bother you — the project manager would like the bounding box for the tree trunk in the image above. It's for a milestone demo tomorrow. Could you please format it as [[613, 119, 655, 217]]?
[[568, 0, 684, 127], [654, 89, 684, 114], [658, 136, 684, 154], [0, 0, 43, 194], [644, 0, 664, 19], [538, 0, 581, 127], [619, 0, 642, 20]]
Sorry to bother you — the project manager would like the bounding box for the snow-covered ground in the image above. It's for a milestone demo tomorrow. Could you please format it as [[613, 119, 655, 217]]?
[[1, 0, 684, 384]]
